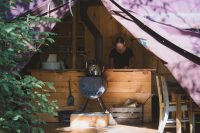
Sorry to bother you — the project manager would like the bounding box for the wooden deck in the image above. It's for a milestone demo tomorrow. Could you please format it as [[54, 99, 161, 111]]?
[[43, 122, 200, 133], [44, 123, 158, 133]]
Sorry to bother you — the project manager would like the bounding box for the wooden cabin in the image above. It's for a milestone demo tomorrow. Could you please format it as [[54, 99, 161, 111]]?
[[23, 1, 200, 133]]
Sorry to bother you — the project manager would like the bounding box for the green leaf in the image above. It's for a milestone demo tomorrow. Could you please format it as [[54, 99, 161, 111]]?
[[0, 117, 5, 122], [4, 26, 15, 33], [7, 48, 14, 52], [11, 71, 21, 79], [13, 114, 23, 121], [39, 128, 44, 133], [0, 2, 58, 131], [46, 82, 55, 90], [2, 84, 9, 93], [31, 127, 38, 133], [34, 83, 42, 88], [46, 38, 55, 43]]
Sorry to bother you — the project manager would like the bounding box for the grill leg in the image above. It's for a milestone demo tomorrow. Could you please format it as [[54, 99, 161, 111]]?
[[97, 97, 106, 112], [82, 98, 89, 112]]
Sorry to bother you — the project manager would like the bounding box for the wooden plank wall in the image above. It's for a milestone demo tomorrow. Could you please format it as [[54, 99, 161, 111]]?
[[29, 4, 170, 76], [85, 5, 174, 97], [86, 6, 144, 68], [27, 4, 171, 76], [31, 70, 86, 108], [85, 5, 170, 75], [103, 70, 152, 122], [31, 70, 87, 122], [31, 70, 152, 122]]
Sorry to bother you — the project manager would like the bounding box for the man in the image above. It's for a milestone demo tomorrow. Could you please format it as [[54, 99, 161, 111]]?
[[109, 36, 134, 69]]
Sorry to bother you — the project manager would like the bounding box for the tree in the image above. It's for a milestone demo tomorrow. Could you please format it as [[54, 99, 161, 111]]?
[[0, 0, 60, 132]]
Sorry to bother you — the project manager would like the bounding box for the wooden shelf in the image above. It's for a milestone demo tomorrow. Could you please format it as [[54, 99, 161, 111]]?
[[41, 6, 85, 69]]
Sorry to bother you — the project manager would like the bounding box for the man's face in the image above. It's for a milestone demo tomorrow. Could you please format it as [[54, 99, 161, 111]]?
[[116, 43, 124, 50]]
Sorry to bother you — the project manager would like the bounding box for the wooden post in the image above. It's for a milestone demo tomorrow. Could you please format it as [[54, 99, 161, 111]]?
[[72, 7, 77, 69], [176, 94, 182, 133], [189, 99, 193, 133]]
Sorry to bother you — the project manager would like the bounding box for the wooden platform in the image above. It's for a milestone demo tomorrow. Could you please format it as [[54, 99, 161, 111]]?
[[43, 123, 158, 133]]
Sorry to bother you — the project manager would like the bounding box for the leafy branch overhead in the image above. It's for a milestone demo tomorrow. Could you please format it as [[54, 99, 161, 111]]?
[[0, 0, 62, 132], [0, 14, 60, 71]]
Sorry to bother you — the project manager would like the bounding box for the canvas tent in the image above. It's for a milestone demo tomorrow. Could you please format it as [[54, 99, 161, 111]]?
[[6, 0, 200, 106]]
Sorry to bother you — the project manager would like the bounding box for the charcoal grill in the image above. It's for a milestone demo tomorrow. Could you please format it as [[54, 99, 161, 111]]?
[[79, 77, 107, 112]]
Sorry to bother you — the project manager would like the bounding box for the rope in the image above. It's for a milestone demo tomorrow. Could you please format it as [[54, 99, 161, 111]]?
[[47, 0, 51, 29], [68, 0, 73, 16]]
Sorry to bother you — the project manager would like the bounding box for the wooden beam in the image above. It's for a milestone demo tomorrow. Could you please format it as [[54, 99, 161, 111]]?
[[72, 7, 77, 69]]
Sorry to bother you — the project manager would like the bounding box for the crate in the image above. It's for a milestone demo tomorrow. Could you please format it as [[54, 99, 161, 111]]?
[[110, 105, 143, 124]]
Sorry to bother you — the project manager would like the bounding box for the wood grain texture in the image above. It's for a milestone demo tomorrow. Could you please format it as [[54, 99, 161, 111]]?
[[112, 113, 142, 119], [106, 82, 151, 93], [72, 7, 77, 69], [43, 123, 158, 133], [70, 113, 109, 128], [110, 107, 143, 113], [103, 70, 152, 122], [104, 71, 151, 82], [30, 4, 171, 75], [86, 5, 171, 73], [32, 69, 152, 122]]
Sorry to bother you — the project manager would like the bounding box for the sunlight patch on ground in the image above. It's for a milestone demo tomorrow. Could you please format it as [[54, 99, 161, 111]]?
[[57, 124, 157, 133]]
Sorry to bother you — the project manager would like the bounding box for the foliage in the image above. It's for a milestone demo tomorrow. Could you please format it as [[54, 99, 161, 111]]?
[[0, 73, 57, 133], [0, 15, 58, 71], [0, 0, 60, 132]]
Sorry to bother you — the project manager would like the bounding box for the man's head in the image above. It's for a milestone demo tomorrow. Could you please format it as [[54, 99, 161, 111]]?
[[115, 36, 125, 50]]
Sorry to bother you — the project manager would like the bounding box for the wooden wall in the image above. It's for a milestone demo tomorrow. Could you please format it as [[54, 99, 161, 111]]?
[[31, 70, 86, 122], [86, 5, 142, 67], [31, 69, 153, 122], [26, 4, 171, 76], [103, 69, 152, 122], [85, 5, 176, 102], [85, 5, 170, 75], [29, 5, 178, 124]]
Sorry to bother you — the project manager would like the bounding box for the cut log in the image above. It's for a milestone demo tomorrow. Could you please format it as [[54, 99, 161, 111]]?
[[70, 113, 109, 128]]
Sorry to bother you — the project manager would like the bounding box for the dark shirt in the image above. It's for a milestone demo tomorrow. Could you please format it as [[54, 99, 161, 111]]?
[[109, 47, 133, 69]]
